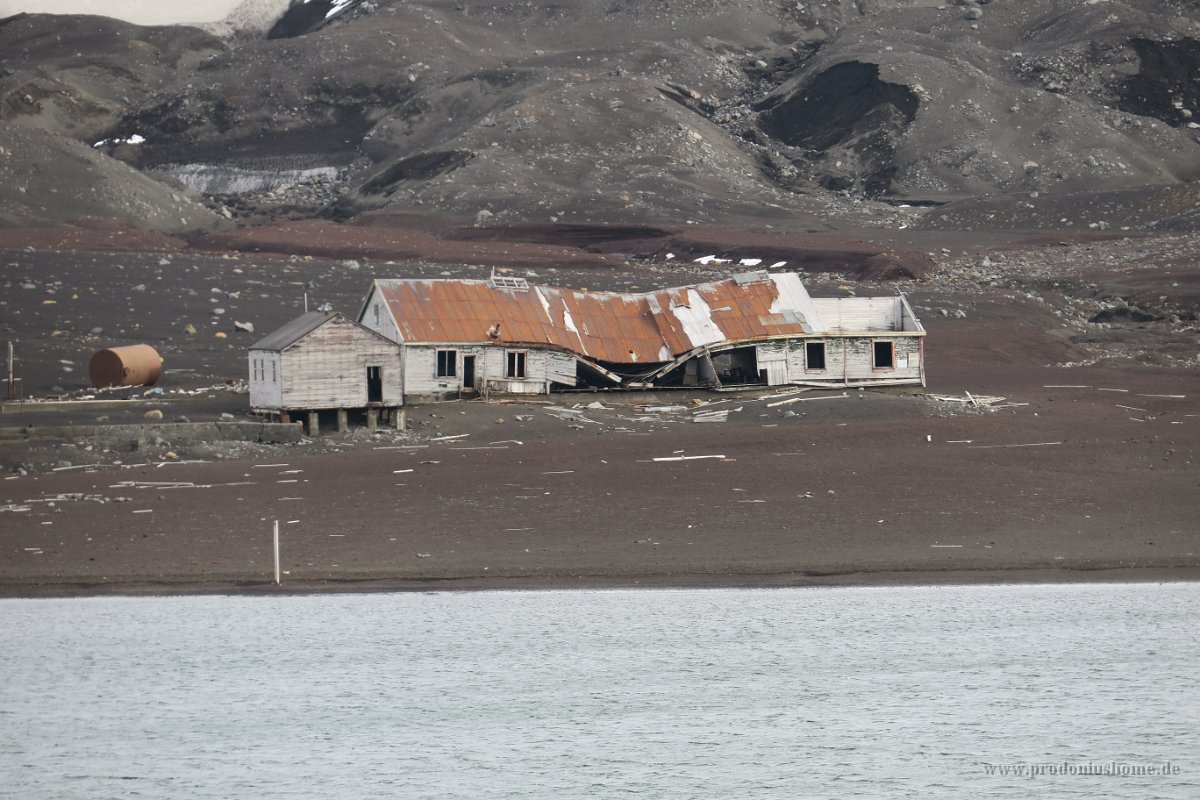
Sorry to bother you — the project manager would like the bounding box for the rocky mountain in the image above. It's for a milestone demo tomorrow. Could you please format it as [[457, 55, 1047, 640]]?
[[1, 0, 1198, 234]]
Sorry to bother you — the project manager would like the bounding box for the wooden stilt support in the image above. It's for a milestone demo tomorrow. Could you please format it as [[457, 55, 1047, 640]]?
[[307, 410, 320, 436], [280, 411, 290, 425], [366, 408, 377, 432], [336, 408, 348, 433], [395, 408, 406, 431]]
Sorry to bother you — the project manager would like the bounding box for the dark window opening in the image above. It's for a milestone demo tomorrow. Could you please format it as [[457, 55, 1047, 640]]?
[[873, 340, 895, 369], [806, 341, 826, 371], [506, 351, 527, 379], [436, 349, 457, 378]]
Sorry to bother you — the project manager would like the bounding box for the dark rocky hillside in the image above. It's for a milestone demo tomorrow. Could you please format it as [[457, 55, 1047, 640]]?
[[2, 0, 1199, 233]]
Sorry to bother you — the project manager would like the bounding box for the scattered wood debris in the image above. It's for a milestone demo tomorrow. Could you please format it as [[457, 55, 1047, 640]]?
[[927, 392, 1007, 406]]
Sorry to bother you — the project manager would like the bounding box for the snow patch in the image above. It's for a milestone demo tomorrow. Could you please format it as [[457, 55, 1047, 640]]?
[[305, 0, 361, 19], [672, 290, 725, 347], [93, 134, 146, 147]]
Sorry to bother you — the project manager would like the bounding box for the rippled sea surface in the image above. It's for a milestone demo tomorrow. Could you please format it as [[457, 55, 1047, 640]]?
[[2, 584, 1197, 799]]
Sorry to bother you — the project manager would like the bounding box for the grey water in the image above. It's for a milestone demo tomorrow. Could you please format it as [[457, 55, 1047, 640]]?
[[1, 583, 1197, 799]]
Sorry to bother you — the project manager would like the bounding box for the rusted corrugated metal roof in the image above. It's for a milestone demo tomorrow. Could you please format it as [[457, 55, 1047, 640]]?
[[372, 271, 819, 365]]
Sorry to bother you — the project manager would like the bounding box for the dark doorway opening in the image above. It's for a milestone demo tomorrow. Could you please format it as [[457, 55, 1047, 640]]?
[[366, 365, 383, 402], [710, 346, 764, 386], [873, 341, 895, 369], [462, 355, 476, 391]]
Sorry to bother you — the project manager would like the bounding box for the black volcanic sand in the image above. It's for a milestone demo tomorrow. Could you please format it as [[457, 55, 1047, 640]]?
[[0, 239, 1197, 595], [0, 364, 1196, 596]]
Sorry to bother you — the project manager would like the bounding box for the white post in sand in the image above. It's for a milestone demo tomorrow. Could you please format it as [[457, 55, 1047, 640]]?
[[273, 520, 281, 585]]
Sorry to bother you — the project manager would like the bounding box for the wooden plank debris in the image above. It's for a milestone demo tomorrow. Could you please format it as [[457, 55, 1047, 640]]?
[[928, 393, 1006, 406], [758, 388, 811, 402], [652, 454, 726, 462], [967, 442, 1063, 449], [769, 392, 850, 407]]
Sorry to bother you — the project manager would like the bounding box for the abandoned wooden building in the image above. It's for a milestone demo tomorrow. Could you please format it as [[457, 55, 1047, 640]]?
[[354, 270, 925, 401], [247, 310, 404, 433], [249, 271, 925, 423]]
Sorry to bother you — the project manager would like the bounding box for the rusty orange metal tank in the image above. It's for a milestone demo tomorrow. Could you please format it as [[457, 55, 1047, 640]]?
[[89, 344, 163, 389]]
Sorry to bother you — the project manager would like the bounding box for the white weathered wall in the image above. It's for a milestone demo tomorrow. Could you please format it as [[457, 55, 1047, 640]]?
[[359, 286, 403, 343], [755, 342, 789, 386], [840, 336, 922, 381], [404, 344, 487, 396], [403, 345, 576, 398], [751, 336, 922, 385], [277, 318, 403, 409], [545, 351, 577, 387], [811, 297, 903, 332], [248, 350, 283, 409], [900, 295, 925, 333]]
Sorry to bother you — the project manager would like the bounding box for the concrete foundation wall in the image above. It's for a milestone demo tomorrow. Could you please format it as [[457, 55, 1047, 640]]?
[[0, 421, 303, 446]]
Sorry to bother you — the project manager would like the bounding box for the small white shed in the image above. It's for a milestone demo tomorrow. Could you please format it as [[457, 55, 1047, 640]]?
[[248, 311, 403, 432]]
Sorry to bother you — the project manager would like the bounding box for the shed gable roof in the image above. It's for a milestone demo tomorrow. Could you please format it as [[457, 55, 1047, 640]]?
[[250, 311, 337, 351]]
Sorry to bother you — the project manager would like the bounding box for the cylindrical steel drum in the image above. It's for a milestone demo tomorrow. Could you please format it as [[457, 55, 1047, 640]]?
[[89, 345, 163, 388]]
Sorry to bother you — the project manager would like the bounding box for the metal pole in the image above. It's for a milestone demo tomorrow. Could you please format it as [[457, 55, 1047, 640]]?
[[5, 341, 13, 401], [273, 520, 281, 585], [303, 292, 309, 313]]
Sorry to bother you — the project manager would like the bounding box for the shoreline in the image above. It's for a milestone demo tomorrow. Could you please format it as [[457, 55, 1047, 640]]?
[[4, 564, 1199, 599]]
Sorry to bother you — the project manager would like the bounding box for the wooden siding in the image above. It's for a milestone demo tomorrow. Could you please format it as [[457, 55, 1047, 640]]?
[[403, 344, 577, 398], [841, 336, 922, 381], [750, 336, 922, 385], [545, 351, 577, 386], [271, 317, 403, 410], [755, 342, 789, 386], [404, 345, 482, 396], [811, 297, 904, 332], [248, 350, 283, 409], [359, 286, 403, 343]]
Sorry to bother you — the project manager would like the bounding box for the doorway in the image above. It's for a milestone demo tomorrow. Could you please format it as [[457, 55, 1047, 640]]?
[[462, 355, 476, 391], [366, 365, 382, 403]]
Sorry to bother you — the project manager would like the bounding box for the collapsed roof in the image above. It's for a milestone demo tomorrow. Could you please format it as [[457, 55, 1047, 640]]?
[[365, 271, 923, 367]]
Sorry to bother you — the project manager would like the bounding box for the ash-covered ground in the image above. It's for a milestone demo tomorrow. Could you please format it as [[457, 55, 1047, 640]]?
[[0, 0, 1197, 592]]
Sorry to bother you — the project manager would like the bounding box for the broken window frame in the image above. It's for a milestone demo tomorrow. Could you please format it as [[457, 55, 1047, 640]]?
[[271, 360, 277, 383], [872, 339, 896, 371], [805, 340, 827, 371], [506, 350, 528, 380], [436, 349, 457, 378]]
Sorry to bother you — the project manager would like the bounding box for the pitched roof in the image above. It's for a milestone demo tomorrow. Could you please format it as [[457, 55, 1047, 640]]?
[[369, 272, 826, 365], [250, 311, 338, 351]]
